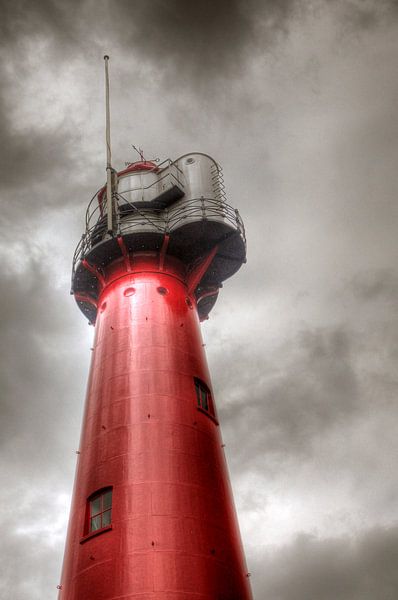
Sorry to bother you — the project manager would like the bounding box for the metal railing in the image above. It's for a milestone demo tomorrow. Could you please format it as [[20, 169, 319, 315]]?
[[72, 158, 245, 284], [211, 163, 227, 203], [114, 158, 185, 206], [72, 194, 245, 284]]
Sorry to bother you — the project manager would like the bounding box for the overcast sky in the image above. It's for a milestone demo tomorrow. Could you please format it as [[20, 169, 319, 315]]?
[[1, 1, 398, 598]]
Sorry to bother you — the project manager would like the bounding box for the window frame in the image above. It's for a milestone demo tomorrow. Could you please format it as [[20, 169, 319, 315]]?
[[194, 377, 218, 424], [81, 487, 113, 541]]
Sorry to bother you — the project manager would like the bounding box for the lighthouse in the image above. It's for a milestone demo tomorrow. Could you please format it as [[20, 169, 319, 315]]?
[[58, 61, 252, 600]]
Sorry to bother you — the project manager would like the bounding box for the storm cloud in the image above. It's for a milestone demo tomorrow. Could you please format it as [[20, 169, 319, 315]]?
[[1, 1, 398, 599], [253, 526, 398, 600]]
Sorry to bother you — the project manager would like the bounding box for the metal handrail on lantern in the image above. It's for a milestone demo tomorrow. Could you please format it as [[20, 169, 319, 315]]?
[[71, 194, 245, 284]]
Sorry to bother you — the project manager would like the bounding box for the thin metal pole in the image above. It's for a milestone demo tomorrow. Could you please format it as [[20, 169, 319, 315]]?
[[104, 55, 113, 234]]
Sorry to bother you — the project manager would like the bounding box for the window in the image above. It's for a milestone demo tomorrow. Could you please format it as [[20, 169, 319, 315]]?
[[87, 488, 112, 533], [194, 378, 216, 420]]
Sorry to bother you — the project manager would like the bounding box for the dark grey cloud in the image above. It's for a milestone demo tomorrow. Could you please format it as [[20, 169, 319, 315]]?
[[1, 1, 398, 599], [0, 0, 298, 76], [252, 526, 398, 600], [214, 325, 359, 473], [350, 269, 398, 304], [109, 0, 298, 85], [0, 97, 77, 193], [0, 493, 63, 600], [0, 261, 87, 600], [0, 0, 95, 194], [0, 0, 76, 40], [212, 274, 398, 520], [2, 0, 398, 194], [337, 0, 398, 32], [0, 258, 87, 474]]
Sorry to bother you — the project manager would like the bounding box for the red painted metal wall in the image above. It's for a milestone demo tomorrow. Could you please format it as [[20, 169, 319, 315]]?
[[59, 254, 252, 599]]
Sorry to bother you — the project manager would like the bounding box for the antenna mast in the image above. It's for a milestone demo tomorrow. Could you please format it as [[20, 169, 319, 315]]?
[[104, 55, 114, 234]]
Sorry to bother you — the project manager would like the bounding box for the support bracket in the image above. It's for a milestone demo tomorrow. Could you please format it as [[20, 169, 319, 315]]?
[[186, 245, 218, 296], [159, 234, 170, 271], [82, 259, 106, 288], [117, 236, 131, 272], [74, 293, 98, 309]]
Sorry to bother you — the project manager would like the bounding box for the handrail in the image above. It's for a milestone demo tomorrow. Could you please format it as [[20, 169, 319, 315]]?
[[72, 194, 245, 285], [118, 167, 184, 196], [98, 157, 185, 210], [98, 154, 219, 211]]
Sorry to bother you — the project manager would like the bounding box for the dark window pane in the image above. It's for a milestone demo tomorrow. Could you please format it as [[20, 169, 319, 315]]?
[[194, 378, 216, 417], [90, 515, 101, 531], [201, 387, 209, 411], [102, 509, 111, 527], [103, 490, 112, 510], [90, 497, 101, 516], [195, 381, 201, 406]]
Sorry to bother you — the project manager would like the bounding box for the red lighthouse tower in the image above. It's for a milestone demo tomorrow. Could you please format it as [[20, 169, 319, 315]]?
[[59, 63, 252, 600]]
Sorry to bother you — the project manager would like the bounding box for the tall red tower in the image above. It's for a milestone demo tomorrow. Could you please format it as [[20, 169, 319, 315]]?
[[58, 147, 251, 598]]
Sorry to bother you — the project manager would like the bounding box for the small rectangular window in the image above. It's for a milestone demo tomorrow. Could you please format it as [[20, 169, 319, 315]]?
[[87, 488, 113, 534], [194, 378, 215, 419]]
